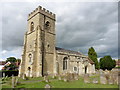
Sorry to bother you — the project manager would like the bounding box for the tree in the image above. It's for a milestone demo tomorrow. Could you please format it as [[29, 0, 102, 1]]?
[[88, 47, 99, 69], [99, 55, 116, 70], [6, 57, 17, 63], [4, 57, 17, 70]]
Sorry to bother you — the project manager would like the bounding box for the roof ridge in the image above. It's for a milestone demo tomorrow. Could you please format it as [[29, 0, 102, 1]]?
[[55, 47, 82, 55]]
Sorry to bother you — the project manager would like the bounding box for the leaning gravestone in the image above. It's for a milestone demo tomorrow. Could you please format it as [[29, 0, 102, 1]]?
[[45, 84, 51, 90], [84, 74, 90, 83]]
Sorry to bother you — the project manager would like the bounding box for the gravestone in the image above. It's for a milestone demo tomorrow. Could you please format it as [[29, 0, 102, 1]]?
[[52, 75, 55, 79], [44, 76, 46, 81], [84, 74, 90, 83], [3, 73, 5, 77], [15, 77, 19, 86], [92, 78, 98, 84], [100, 75, 107, 84], [74, 73, 79, 80], [45, 84, 51, 90], [22, 74, 26, 80], [112, 73, 118, 84], [58, 76, 62, 80], [108, 79, 113, 84], [66, 73, 73, 81], [12, 75, 15, 88], [99, 69, 103, 75], [44, 76, 49, 82], [63, 78, 67, 82], [105, 73, 110, 83]]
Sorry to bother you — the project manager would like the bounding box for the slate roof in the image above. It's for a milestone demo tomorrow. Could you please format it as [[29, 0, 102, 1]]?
[[56, 47, 94, 64], [56, 47, 82, 55]]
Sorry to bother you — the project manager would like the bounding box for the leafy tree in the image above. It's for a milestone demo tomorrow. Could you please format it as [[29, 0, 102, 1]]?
[[99, 55, 116, 70], [4, 57, 17, 70], [88, 47, 99, 69], [6, 57, 17, 63]]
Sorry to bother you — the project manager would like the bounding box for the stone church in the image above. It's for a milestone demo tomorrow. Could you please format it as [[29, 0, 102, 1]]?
[[19, 6, 95, 77]]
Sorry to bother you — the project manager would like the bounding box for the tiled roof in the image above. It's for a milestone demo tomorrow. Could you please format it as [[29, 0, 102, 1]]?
[[0, 61, 6, 65], [56, 47, 82, 55]]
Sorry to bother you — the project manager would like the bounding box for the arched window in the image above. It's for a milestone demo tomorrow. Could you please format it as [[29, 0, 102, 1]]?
[[30, 22, 34, 32], [63, 57, 68, 70], [28, 54, 32, 62]]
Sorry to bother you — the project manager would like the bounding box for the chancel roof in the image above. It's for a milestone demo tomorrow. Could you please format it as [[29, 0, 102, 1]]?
[[56, 47, 94, 64], [56, 47, 82, 55]]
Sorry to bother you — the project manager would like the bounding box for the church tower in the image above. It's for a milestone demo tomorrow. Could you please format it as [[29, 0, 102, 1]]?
[[19, 6, 56, 77]]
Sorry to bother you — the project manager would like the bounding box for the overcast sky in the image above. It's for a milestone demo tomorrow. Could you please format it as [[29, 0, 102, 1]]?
[[0, 1, 118, 60]]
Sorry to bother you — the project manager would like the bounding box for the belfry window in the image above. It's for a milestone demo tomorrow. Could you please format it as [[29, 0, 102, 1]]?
[[30, 22, 34, 32], [63, 57, 68, 70], [45, 21, 50, 29]]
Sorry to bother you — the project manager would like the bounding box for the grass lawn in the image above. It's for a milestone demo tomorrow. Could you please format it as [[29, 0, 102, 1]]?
[[1, 76, 119, 88]]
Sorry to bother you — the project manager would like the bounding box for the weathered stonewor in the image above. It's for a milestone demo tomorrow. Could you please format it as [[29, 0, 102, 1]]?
[[66, 73, 74, 81], [95, 70, 100, 75], [99, 69, 104, 75], [118, 71, 120, 85], [104, 73, 110, 84], [100, 74, 107, 84], [44, 76, 49, 82], [108, 79, 114, 84], [74, 73, 79, 80], [84, 74, 90, 83], [63, 77, 67, 82], [112, 73, 118, 84], [14, 77, 19, 86], [58, 75, 62, 80], [92, 78, 98, 84]]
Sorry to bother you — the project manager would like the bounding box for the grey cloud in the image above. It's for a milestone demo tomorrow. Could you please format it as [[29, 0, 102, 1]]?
[[1, 2, 118, 59]]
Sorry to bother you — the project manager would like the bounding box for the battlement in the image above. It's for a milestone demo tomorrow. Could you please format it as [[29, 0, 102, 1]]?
[[28, 6, 56, 20]]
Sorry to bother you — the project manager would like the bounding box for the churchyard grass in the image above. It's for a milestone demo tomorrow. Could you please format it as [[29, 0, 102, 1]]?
[[2, 76, 118, 88]]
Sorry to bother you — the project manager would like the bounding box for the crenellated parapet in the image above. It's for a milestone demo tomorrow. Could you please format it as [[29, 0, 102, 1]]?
[[28, 6, 56, 20]]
